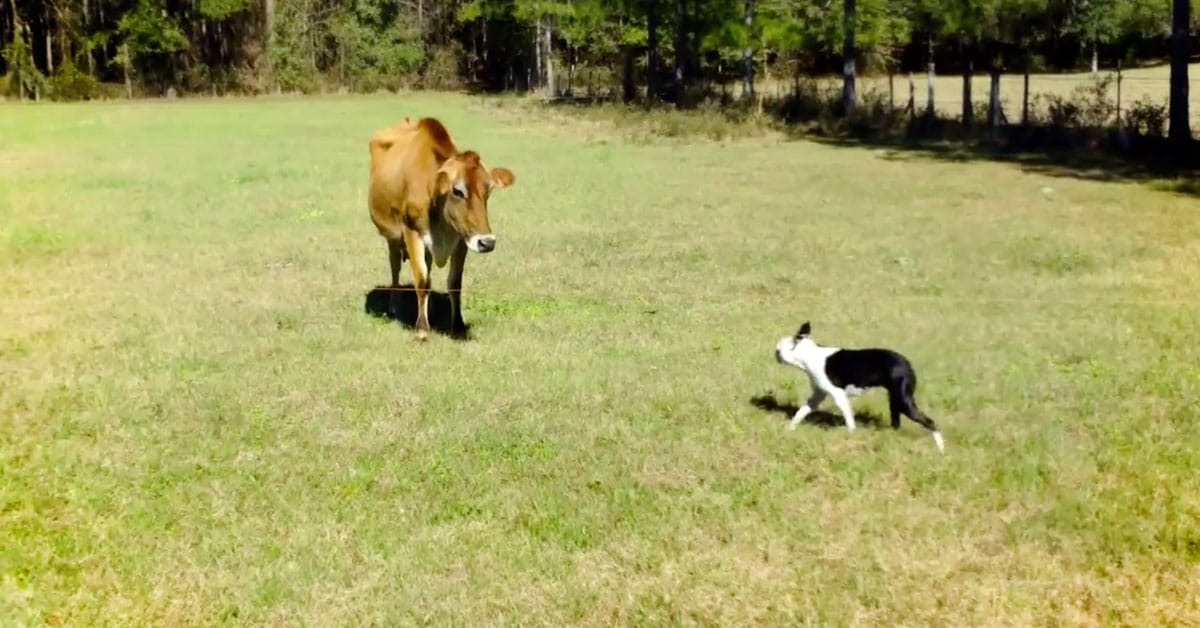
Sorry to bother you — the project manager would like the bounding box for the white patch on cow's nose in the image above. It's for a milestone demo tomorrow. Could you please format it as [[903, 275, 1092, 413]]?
[[468, 234, 496, 253]]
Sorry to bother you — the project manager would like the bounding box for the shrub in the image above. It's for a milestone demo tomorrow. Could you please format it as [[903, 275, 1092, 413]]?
[[1123, 98, 1167, 137], [49, 63, 102, 100]]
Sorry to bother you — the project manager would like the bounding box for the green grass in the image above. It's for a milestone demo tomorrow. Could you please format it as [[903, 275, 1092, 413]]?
[[2, 92, 1199, 625]]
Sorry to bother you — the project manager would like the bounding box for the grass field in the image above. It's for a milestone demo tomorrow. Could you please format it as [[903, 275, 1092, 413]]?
[[2, 92, 1200, 625]]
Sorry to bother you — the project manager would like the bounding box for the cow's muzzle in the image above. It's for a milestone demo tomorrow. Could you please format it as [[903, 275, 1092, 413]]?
[[468, 234, 496, 253]]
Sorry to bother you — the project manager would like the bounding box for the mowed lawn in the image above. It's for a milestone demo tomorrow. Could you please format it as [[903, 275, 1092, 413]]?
[[2, 93, 1199, 625]]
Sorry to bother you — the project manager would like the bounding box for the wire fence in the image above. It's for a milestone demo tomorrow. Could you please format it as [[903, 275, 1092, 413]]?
[[743, 66, 1200, 137], [367, 285, 1199, 308]]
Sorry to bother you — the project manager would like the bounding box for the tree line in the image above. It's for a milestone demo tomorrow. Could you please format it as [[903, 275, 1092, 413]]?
[[1, 0, 1195, 141]]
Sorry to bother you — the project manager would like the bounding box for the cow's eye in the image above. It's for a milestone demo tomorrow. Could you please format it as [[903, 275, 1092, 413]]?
[[452, 182, 467, 199]]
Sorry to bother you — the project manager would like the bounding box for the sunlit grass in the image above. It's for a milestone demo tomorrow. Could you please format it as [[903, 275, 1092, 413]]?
[[1, 92, 1198, 624]]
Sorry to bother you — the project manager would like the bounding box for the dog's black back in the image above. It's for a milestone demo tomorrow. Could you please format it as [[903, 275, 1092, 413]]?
[[825, 348, 937, 432], [824, 348, 914, 390]]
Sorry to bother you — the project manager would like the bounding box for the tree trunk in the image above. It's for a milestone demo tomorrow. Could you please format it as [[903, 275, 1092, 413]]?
[[57, 4, 67, 71], [43, 3, 52, 74], [1091, 42, 1098, 74], [742, 0, 753, 100], [647, 0, 659, 102], [11, 0, 25, 100], [263, 0, 274, 87], [673, 0, 686, 106], [690, 5, 701, 91], [544, 13, 554, 95], [841, 0, 855, 115], [533, 7, 541, 89], [83, 0, 96, 76], [1169, 0, 1191, 151], [122, 44, 132, 99], [622, 46, 635, 103]]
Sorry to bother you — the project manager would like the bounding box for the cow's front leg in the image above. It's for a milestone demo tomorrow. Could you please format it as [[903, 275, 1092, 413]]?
[[403, 229, 432, 341], [447, 239, 469, 334]]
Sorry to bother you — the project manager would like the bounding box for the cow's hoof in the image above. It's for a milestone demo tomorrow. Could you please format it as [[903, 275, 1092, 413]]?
[[415, 329, 430, 342]]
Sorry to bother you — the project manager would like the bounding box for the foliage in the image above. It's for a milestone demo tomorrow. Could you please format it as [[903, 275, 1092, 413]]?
[[0, 0, 1194, 145], [49, 62, 103, 100], [1, 36, 48, 99], [1125, 97, 1168, 137]]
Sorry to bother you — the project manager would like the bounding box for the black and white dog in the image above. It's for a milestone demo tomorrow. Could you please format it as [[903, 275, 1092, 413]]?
[[774, 321, 944, 453]]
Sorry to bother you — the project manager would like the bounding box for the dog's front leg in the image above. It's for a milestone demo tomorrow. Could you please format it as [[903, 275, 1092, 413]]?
[[830, 389, 857, 432], [788, 390, 827, 430]]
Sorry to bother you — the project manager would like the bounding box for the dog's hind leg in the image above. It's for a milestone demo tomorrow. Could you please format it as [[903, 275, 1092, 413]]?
[[896, 377, 944, 453], [888, 394, 904, 430]]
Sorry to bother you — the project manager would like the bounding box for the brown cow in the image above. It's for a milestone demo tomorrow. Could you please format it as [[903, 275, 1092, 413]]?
[[368, 117, 515, 340]]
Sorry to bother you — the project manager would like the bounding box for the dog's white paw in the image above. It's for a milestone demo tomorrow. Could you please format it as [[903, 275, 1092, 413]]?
[[932, 431, 945, 453], [786, 421, 800, 431]]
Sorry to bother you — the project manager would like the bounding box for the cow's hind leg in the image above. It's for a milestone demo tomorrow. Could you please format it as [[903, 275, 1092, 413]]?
[[447, 239, 469, 334], [402, 229, 432, 341]]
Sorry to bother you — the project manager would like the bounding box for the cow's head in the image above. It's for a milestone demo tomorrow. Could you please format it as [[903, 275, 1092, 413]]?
[[436, 150, 515, 254]]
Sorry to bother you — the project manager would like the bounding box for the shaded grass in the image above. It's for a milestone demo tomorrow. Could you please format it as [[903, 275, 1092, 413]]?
[[1, 92, 1199, 625]]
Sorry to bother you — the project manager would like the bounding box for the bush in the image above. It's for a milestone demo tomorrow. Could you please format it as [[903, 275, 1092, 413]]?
[[1031, 75, 1116, 129], [1124, 98, 1167, 137], [48, 63, 102, 100], [423, 43, 464, 91]]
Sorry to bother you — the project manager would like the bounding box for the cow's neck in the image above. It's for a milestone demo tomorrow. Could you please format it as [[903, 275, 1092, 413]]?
[[425, 194, 460, 269]]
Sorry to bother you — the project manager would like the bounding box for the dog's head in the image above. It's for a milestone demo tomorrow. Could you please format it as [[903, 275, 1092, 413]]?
[[775, 321, 814, 369]]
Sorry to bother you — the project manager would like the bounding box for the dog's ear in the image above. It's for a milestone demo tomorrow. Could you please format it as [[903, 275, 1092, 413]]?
[[796, 321, 811, 339]]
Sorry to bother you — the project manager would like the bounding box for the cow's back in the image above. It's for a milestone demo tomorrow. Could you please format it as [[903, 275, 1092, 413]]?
[[368, 118, 459, 232]]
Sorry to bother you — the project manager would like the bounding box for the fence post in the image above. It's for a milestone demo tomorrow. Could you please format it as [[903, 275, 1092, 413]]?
[[888, 69, 894, 112], [1116, 60, 1130, 151], [926, 62, 935, 118], [1116, 60, 1123, 128], [1022, 67, 1030, 125], [988, 68, 1001, 129], [908, 73, 916, 119], [962, 59, 973, 127]]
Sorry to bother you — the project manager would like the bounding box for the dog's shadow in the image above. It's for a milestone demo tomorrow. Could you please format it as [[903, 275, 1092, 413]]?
[[750, 393, 886, 429], [364, 285, 472, 341]]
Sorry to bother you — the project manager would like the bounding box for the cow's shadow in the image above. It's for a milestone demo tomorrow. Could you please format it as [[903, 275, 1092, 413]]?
[[749, 393, 886, 429], [364, 285, 472, 341]]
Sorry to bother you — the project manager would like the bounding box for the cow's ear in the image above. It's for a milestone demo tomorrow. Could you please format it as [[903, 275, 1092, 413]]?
[[490, 167, 515, 189]]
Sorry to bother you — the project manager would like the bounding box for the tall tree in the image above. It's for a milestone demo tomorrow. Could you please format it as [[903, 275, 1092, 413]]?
[[1169, 0, 1191, 150], [742, 0, 752, 99], [842, 0, 856, 115], [647, 0, 659, 101], [673, 0, 685, 105]]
